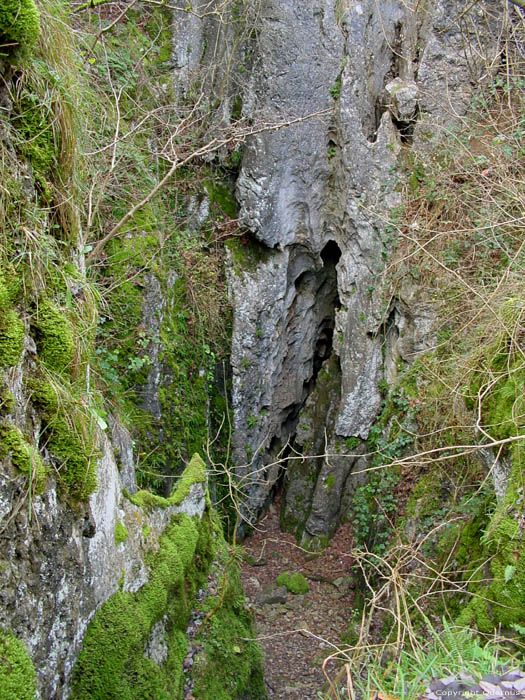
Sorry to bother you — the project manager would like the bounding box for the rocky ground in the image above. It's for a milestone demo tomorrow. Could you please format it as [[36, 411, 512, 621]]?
[[240, 495, 356, 700]]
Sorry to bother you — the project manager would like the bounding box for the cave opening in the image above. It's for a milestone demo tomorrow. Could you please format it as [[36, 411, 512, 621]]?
[[265, 240, 343, 515], [309, 240, 342, 387]]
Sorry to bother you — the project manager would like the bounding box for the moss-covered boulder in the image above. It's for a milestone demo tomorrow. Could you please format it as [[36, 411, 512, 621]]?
[[276, 571, 310, 595]]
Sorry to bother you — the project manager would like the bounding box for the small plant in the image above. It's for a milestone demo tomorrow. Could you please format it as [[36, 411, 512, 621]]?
[[246, 414, 258, 428], [330, 77, 342, 101]]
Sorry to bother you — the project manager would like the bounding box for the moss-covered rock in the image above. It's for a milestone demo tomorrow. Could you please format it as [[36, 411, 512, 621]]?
[[31, 379, 97, 500], [0, 423, 47, 493], [276, 571, 310, 595], [0, 629, 37, 700], [114, 520, 128, 546], [0, 309, 25, 368], [455, 298, 525, 633], [192, 539, 267, 700], [0, 0, 40, 64], [127, 453, 206, 510], [71, 511, 213, 700], [32, 297, 76, 375], [0, 274, 25, 368]]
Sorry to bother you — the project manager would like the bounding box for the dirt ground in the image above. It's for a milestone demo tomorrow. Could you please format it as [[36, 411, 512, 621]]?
[[240, 496, 356, 700]]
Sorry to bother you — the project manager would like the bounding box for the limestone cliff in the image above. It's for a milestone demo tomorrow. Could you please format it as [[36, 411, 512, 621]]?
[[226, 0, 503, 543]]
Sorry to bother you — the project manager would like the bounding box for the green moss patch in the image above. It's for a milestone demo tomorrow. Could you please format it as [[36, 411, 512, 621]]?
[[226, 236, 271, 274], [31, 379, 98, 500], [0, 0, 40, 64], [0, 274, 25, 368], [0, 309, 25, 368], [114, 520, 128, 546], [276, 571, 309, 595], [0, 423, 47, 493], [0, 629, 37, 700], [204, 179, 238, 219], [32, 297, 76, 375], [127, 453, 206, 510], [192, 544, 267, 700]]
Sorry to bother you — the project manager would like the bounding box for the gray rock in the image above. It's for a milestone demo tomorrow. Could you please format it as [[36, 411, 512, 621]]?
[[255, 585, 288, 606], [0, 428, 207, 699], [385, 78, 419, 121]]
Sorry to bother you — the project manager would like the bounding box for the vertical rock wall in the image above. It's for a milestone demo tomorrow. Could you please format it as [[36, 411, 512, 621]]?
[[228, 0, 503, 541]]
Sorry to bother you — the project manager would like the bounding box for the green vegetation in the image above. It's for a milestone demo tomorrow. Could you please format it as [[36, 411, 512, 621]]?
[[0, 310, 25, 368], [0, 630, 37, 700], [114, 520, 128, 546], [330, 76, 341, 101], [276, 571, 309, 595], [0, 275, 25, 368], [0, 423, 46, 493], [31, 378, 98, 500], [226, 236, 271, 274], [0, 0, 40, 64], [72, 478, 265, 700], [192, 544, 267, 700], [342, 618, 519, 700], [71, 512, 212, 700], [33, 297, 76, 375], [340, 75, 525, 698], [127, 453, 207, 510]]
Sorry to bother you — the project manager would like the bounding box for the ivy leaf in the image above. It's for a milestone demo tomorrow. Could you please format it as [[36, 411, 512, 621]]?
[[233, 645, 242, 654]]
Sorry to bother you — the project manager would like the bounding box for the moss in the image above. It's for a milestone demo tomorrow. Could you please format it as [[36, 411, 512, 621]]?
[[0, 0, 40, 64], [0, 423, 47, 493], [31, 380, 97, 500], [0, 629, 37, 700], [324, 474, 335, 492], [0, 309, 25, 368], [192, 546, 267, 700], [405, 469, 444, 520], [345, 436, 360, 451], [276, 571, 310, 595], [456, 596, 494, 634], [170, 453, 206, 503], [32, 297, 76, 374], [452, 298, 525, 633], [225, 236, 271, 274], [204, 180, 238, 219], [71, 511, 214, 700], [15, 95, 56, 177], [128, 453, 206, 510], [0, 389, 15, 416], [114, 520, 128, 546], [0, 274, 25, 369]]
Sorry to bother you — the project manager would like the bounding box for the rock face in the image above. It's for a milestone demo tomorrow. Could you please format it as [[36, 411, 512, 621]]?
[[0, 420, 206, 699], [227, 0, 503, 539]]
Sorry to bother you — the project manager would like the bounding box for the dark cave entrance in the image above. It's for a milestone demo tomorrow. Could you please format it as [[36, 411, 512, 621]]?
[[308, 240, 341, 389], [265, 240, 343, 513]]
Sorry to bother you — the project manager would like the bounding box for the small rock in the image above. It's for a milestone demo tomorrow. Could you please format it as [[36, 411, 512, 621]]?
[[385, 77, 419, 121], [255, 584, 288, 606], [284, 594, 305, 611]]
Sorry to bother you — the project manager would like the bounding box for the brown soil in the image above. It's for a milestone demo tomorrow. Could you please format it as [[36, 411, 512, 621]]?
[[240, 496, 356, 700]]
